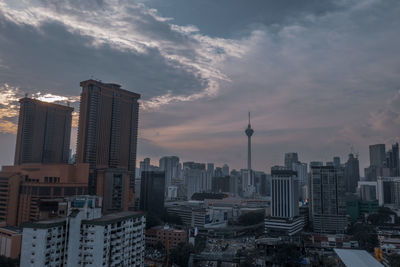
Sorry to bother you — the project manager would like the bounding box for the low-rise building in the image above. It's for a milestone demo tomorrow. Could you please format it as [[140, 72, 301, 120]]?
[[146, 225, 187, 248], [0, 223, 22, 259]]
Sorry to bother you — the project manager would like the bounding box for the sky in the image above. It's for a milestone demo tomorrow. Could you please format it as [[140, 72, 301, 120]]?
[[0, 0, 400, 174]]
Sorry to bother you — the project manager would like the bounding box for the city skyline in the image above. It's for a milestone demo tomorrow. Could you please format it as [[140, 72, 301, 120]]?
[[1, 0, 400, 172]]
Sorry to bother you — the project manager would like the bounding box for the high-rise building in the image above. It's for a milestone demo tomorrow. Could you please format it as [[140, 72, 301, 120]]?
[[311, 165, 348, 233], [76, 80, 140, 211], [159, 156, 180, 192], [292, 162, 307, 200], [344, 154, 360, 193], [270, 170, 299, 218], [140, 171, 165, 216], [377, 177, 400, 206], [183, 163, 208, 199], [245, 112, 254, 194], [333, 156, 341, 167], [265, 169, 304, 236], [20, 196, 145, 267], [14, 97, 73, 165], [370, 144, 386, 168], [222, 164, 230, 177], [284, 153, 299, 169], [386, 143, 399, 177]]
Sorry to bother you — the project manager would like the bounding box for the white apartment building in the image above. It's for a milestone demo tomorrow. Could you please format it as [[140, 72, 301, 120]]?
[[20, 195, 145, 267]]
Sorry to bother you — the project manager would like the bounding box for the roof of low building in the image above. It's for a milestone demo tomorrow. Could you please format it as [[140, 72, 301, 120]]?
[[333, 249, 383, 267]]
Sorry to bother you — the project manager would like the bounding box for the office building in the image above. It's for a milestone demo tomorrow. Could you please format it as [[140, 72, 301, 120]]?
[[370, 144, 386, 168], [265, 169, 304, 236], [386, 143, 400, 177], [14, 97, 73, 165], [377, 176, 400, 206], [358, 181, 378, 201], [311, 165, 348, 233], [159, 156, 180, 192], [284, 153, 299, 169], [76, 80, 140, 211], [0, 163, 89, 226], [183, 162, 208, 199], [333, 156, 341, 167], [140, 171, 165, 216], [222, 164, 230, 177], [344, 153, 360, 193], [20, 195, 145, 267], [292, 162, 307, 199]]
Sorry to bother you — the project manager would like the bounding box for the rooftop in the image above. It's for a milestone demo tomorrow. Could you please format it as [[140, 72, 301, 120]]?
[[83, 211, 145, 226], [333, 249, 383, 267]]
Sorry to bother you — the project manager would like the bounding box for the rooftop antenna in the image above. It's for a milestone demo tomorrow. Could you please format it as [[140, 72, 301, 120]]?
[[248, 111, 251, 126]]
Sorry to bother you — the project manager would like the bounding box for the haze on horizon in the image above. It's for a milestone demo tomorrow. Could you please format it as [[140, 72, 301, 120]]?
[[0, 0, 399, 174]]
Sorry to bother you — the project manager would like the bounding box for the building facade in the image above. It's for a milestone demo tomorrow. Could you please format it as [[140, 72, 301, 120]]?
[[76, 80, 140, 211], [311, 165, 348, 233], [0, 163, 89, 226], [140, 171, 165, 216], [20, 196, 145, 267], [14, 97, 73, 165]]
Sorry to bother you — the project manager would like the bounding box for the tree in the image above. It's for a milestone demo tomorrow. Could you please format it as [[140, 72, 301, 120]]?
[[271, 244, 302, 266], [368, 207, 397, 226], [347, 223, 378, 252], [238, 212, 264, 226], [389, 253, 400, 267], [163, 209, 183, 225], [170, 243, 194, 267]]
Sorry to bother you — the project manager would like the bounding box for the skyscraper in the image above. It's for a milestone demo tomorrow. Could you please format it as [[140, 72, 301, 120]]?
[[344, 153, 360, 193], [386, 143, 399, 176], [284, 153, 299, 169], [159, 156, 180, 191], [222, 164, 230, 177], [140, 171, 165, 216], [76, 80, 140, 211], [311, 165, 348, 233], [369, 144, 386, 168], [265, 169, 304, 236], [14, 97, 73, 165], [245, 112, 254, 193]]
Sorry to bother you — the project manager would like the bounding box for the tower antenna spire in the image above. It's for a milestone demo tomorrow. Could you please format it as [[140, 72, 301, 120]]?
[[248, 111, 251, 125]]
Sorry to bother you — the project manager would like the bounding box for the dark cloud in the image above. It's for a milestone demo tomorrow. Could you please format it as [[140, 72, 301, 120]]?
[[0, 15, 205, 99]]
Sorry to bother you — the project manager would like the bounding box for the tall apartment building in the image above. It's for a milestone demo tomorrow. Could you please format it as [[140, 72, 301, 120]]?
[[20, 196, 145, 267], [0, 163, 89, 226], [265, 169, 304, 236], [183, 162, 208, 199], [311, 165, 348, 233], [140, 171, 165, 216], [14, 97, 73, 165], [0, 223, 22, 259], [159, 156, 180, 192], [76, 80, 140, 212]]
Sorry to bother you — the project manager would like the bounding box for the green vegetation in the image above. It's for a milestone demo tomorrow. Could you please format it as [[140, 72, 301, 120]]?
[[270, 244, 302, 266], [368, 207, 397, 226], [347, 222, 378, 252], [170, 243, 194, 267]]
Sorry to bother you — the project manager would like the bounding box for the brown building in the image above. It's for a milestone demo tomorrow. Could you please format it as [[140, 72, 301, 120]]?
[[0, 163, 89, 226], [0, 222, 22, 259], [14, 97, 73, 165], [146, 226, 187, 248], [76, 80, 140, 212]]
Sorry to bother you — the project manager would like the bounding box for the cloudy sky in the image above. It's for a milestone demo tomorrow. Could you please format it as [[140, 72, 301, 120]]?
[[0, 0, 399, 174]]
